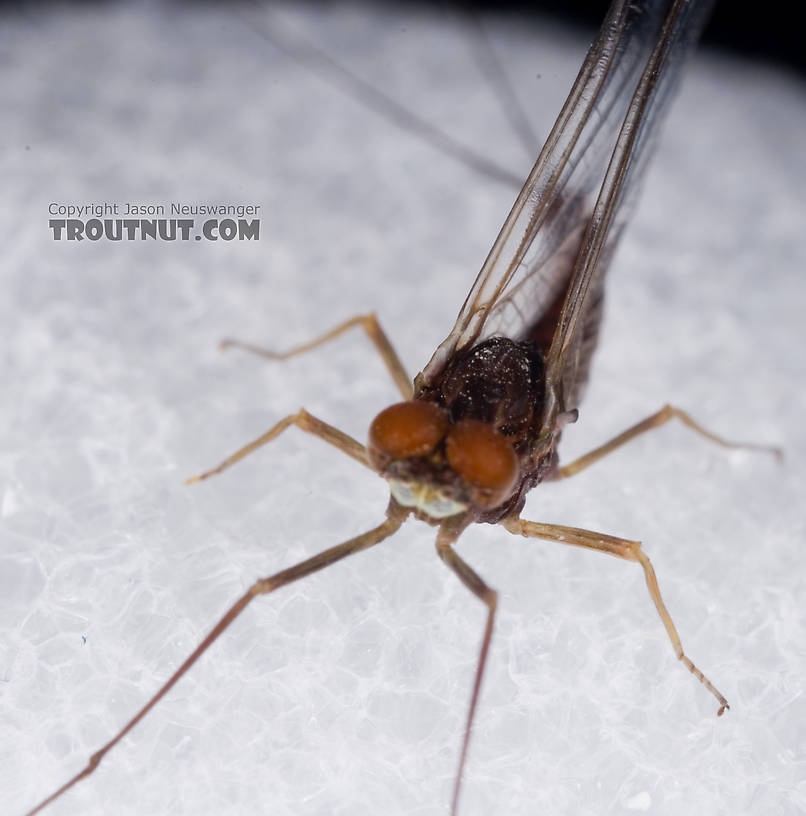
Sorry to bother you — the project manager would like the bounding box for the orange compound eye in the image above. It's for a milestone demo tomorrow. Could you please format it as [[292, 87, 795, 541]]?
[[368, 401, 449, 470], [445, 419, 519, 508]]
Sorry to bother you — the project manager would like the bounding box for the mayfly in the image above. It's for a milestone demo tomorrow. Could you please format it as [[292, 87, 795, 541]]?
[[26, 1, 777, 814]]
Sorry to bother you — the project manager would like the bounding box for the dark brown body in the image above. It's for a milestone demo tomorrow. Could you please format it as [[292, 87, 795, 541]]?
[[403, 221, 606, 524], [408, 337, 554, 523]]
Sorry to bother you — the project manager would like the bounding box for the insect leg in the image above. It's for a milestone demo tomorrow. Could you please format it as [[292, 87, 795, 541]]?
[[221, 312, 412, 399], [435, 525, 498, 816], [501, 517, 729, 716], [25, 512, 405, 816], [557, 403, 782, 479], [186, 408, 370, 483]]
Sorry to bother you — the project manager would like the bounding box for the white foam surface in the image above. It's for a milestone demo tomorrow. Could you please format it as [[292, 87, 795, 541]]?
[[1, 3, 804, 815]]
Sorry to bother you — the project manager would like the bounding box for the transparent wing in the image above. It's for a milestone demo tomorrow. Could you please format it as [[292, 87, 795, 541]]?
[[420, 0, 712, 416], [544, 0, 713, 414]]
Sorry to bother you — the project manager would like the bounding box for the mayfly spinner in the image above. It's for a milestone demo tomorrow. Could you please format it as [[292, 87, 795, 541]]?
[[26, 1, 778, 814]]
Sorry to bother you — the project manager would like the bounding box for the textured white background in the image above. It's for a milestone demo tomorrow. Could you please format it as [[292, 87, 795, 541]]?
[[2, 3, 804, 815]]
